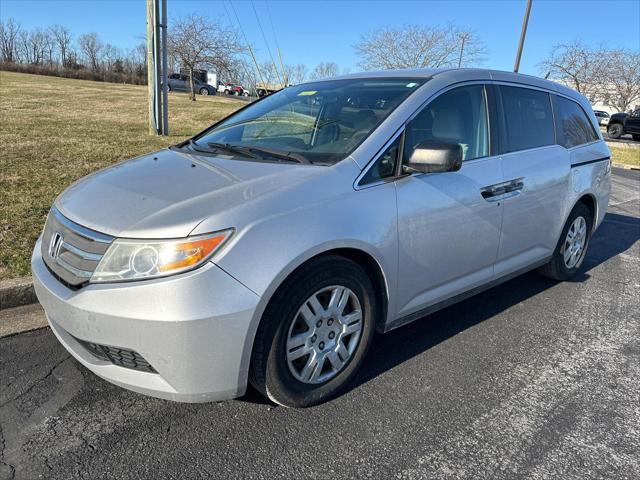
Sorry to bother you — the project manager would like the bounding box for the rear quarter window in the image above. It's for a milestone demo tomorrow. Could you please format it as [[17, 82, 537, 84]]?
[[500, 86, 555, 153], [552, 95, 599, 148]]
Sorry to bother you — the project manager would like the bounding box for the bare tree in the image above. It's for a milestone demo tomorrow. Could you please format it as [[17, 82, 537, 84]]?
[[103, 43, 121, 71], [259, 60, 282, 84], [42, 30, 55, 66], [284, 63, 308, 84], [49, 24, 72, 66], [539, 42, 605, 95], [355, 24, 485, 70], [0, 18, 21, 63], [168, 14, 242, 100], [310, 62, 339, 80], [604, 49, 640, 112], [24, 28, 47, 65], [78, 32, 103, 71]]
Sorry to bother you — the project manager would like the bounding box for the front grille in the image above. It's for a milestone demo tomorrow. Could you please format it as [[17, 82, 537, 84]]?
[[74, 337, 157, 373], [41, 207, 113, 287]]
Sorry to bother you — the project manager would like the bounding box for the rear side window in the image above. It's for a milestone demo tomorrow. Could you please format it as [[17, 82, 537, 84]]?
[[500, 86, 554, 152], [553, 96, 599, 148]]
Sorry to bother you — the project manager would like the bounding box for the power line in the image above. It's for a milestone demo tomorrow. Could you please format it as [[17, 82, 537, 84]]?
[[265, 0, 287, 84], [225, 0, 267, 92], [250, 0, 282, 85]]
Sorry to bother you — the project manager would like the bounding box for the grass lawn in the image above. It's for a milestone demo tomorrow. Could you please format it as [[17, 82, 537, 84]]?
[[0, 71, 243, 279], [609, 145, 640, 168]]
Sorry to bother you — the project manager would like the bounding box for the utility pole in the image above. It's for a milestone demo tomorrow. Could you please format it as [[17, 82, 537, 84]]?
[[514, 0, 533, 73], [146, 0, 169, 135], [146, 0, 155, 135]]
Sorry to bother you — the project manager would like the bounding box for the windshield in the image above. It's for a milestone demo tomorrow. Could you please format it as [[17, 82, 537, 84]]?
[[193, 78, 425, 164]]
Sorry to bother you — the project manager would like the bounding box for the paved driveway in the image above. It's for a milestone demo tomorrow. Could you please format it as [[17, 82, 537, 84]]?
[[1, 168, 638, 480]]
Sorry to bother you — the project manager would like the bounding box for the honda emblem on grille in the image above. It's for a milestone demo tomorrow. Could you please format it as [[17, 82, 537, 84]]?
[[48, 232, 64, 260]]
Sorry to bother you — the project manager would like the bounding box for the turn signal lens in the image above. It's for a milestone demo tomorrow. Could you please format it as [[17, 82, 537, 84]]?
[[91, 229, 233, 283], [158, 235, 227, 272]]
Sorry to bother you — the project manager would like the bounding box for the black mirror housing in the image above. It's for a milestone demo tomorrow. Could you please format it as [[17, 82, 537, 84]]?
[[404, 139, 463, 174]]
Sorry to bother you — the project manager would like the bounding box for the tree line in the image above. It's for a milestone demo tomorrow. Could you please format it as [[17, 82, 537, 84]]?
[[0, 18, 148, 84]]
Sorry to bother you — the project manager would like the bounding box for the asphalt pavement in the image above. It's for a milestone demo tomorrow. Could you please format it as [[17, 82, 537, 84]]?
[[1, 168, 638, 480]]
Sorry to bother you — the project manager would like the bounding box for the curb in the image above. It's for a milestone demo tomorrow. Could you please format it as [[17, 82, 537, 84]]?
[[606, 140, 640, 150], [612, 162, 640, 171], [0, 276, 37, 310]]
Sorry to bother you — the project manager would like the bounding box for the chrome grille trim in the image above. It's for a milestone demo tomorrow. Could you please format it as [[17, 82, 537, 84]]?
[[54, 256, 93, 278], [41, 207, 114, 287], [59, 241, 103, 262]]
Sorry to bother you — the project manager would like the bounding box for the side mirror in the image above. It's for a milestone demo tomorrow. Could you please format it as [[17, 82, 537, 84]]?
[[403, 140, 462, 174]]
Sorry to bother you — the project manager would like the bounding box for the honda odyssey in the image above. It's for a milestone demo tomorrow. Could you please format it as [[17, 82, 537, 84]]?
[[32, 68, 611, 407]]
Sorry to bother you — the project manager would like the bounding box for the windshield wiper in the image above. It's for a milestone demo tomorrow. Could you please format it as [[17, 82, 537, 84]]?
[[242, 146, 311, 164], [187, 139, 259, 159], [189, 139, 310, 164], [203, 141, 260, 158]]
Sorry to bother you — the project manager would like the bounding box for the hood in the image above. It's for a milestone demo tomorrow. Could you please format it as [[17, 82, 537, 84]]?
[[56, 148, 329, 238]]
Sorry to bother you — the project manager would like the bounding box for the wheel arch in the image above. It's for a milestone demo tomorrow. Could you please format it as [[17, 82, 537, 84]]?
[[257, 245, 390, 333], [575, 192, 598, 232], [237, 244, 392, 393]]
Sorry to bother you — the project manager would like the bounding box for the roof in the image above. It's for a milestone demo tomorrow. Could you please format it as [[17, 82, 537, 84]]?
[[311, 67, 589, 107]]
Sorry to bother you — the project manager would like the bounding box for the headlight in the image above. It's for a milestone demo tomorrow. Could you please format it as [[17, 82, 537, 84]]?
[[91, 229, 233, 283]]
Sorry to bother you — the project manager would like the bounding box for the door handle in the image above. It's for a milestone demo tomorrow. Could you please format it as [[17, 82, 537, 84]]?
[[481, 186, 507, 199], [504, 178, 524, 193], [481, 178, 524, 201]]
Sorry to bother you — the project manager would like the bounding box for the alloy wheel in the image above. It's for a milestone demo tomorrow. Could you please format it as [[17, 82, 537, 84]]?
[[285, 285, 363, 384], [563, 216, 587, 269]]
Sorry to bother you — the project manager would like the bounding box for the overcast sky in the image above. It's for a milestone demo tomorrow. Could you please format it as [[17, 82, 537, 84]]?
[[2, 0, 639, 75]]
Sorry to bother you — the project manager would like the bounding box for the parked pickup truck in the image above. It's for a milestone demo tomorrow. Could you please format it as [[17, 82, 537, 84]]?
[[607, 109, 640, 141]]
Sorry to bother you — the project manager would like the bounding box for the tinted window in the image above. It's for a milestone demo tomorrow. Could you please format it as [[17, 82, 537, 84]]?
[[553, 96, 598, 148], [361, 136, 400, 184], [500, 86, 554, 152], [403, 84, 489, 163]]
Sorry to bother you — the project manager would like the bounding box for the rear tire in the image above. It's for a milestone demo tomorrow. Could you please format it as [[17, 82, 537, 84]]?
[[537, 202, 593, 281], [249, 255, 377, 407], [632, 134, 640, 142], [607, 123, 623, 139]]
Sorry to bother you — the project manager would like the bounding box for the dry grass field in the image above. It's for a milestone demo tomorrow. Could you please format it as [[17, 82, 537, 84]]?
[[0, 71, 243, 279]]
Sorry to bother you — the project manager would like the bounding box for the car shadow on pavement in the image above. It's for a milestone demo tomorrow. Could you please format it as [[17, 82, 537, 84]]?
[[345, 211, 640, 394]]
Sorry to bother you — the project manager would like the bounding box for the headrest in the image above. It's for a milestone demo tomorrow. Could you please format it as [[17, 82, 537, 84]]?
[[432, 108, 464, 143]]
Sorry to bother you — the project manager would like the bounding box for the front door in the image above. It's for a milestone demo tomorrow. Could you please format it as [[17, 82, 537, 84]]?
[[395, 84, 504, 318]]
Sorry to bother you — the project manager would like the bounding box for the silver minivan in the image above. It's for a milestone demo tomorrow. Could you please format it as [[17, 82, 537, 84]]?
[[32, 69, 611, 407]]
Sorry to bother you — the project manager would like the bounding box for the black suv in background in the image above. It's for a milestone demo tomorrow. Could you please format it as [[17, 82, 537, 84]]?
[[167, 74, 216, 96], [607, 109, 640, 141]]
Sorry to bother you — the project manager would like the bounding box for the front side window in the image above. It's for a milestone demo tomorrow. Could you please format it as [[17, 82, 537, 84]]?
[[403, 84, 489, 164], [360, 136, 401, 184], [500, 86, 554, 152], [553, 95, 599, 148], [193, 78, 425, 164]]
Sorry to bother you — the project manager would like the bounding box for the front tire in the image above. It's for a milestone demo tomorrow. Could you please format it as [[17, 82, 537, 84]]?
[[250, 255, 377, 407], [632, 134, 640, 142], [607, 123, 623, 139], [538, 202, 592, 280], [199, 88, 209, 96]]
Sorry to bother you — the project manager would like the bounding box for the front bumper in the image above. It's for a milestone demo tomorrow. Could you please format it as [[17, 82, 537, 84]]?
[[32, 238, 260, 402]]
